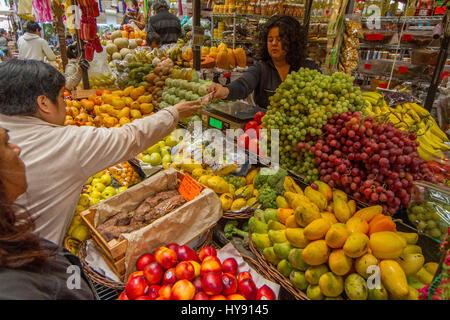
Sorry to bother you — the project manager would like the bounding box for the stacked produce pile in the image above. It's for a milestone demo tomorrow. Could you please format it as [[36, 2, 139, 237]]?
[[136, 131, 181, 166], [119, 244, 276, 300], [363, 91, 449, 162], [179, 43, 247, 70], [248, 173, 439, 300], [261, 69, 367, 184], [105, 27, 147, 63]]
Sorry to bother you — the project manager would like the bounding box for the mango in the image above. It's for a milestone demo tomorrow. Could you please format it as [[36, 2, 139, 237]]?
[[283, 176, 304, 194], [294, 202, 321, 227], [245, 169, 259, 185], [396, 232, 419, 245], [369, 231, 406, 259], [263, 208, 279, 223], [288, 248, 310, 271], [355, 253, 379, 279], [290, 270, 308, 290], [253, 209, 265, 222], [332, 189, 348, 202], [262, 247, 281, 265], [302, 240, 330, 266], [344, 273, 368, 300], [268, 230, 287, 244], [246, 197, 258, 208], [396, 253, 424, 275], [277, 208, 294, 225], [231, 198, 247, 211], [285, 215, 299, 228], [304, 218, 331, 241], [347, 200, 356, 215], [219, 193, 233, 211], [235, 185, 254, 200], [354, 205, 382, 222], [328, 249, 353, 276], [248, 217, 268, 234], [285, 228, 310, 248], [276, 196, 289, 209], [268, 220, 286, 231], [368, 283, 389, 300], [343, 232, 369, 258], [273, 242, 293, 260], [306, 284, 324, 300], [304, 186, 328, 210], [305, 264, 329, 285], [251, 233, 272, 251], [319, 272, 344, 297], [379, 260, 409, 298], [314, 181, 332, 201], [321, 212, 338, 225], [285, 192, 306, 209], [412, 267, 434, 285], [407, 275, 426, 290], [346, 216, 369, 234], [325, 223, 349, 249], [403, 244, 422, 255], [277, 259, 293, 277], [424, 262, 439, 276], [333, 197, 352, 223]]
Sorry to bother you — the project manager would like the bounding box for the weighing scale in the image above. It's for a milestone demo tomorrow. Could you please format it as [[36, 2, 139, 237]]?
[[202, 101, 266, 132]]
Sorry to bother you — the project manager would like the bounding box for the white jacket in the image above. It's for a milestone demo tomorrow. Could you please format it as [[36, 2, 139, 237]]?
[[17, 33, 57, 61], [0, 107, 179, 245]]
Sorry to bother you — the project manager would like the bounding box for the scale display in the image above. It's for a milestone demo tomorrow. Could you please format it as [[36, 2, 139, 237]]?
[[208, 116, 223, 130]]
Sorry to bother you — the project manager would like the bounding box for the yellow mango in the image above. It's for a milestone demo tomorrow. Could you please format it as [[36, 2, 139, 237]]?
[[230, 198, 247, 211], [424, 262, 439, 276], [332, 189, 348, 202], [306, 284, 324, 300], [277, 208, 294, 225], [403, 245, 422, 255], [412, 267, 434, 285], [347, 200, 356, 215], [355, 253, 379, 279], [137, 95, 152, 104], [314, 181, 332, 201], [245, 168, 259, 185], [276, 196, 289, 209], [321, 212, 338, 225], [219, 193, 233, 211], [328, 249, 353, 276], [117, 107, 130, 119], [325, 223, 349, 249], [354, 205, 383, 222], [319, 272, 344, 298], [304, 186, 328, 210], [304, 218, 331, 241], [294, 202, 321, 227], [302, 240, 330, 266], [333, 197, 352, 223], [379, 260, 409, 298], [285, 215, 299, 228], [283, 176, 304, 194], [369, 231, 407, 259], [396, 253, 424, 275], [346, 216, 369, 234], [305, 264, 329, 285], [343, 232, 369, 258], [396, 232, 419, 245], [285, 228, 309, 248]]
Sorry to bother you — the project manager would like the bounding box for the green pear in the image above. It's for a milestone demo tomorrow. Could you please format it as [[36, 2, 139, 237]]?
[[368, 283, 389, 300], [288, 248, 310, 271], [277, 259, 293, 277], [251, 233, 272, 251], [273, 242, 292, 260], [263, 208, 279, 223], [268, 220, 286, 231], [248, 217, 268, 234], [263, 247, 281, 265], [290, 270, 308, 290], [268, 229, 287, 244], [306, 284, 324, 300]]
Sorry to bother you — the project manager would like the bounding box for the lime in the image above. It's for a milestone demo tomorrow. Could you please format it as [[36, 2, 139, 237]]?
[[149, 153, 162, 166]]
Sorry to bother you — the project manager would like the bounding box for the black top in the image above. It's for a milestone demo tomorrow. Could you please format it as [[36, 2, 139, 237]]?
[[0, 239, 98, 300], [226, 59, 321, 108], [146, 9, 181, 44]]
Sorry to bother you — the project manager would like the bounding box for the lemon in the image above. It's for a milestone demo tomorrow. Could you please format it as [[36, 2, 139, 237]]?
[[71, 225, 90, 242]]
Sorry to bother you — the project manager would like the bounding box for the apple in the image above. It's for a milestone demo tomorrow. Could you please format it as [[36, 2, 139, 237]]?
[[143, 262, 163, 285], [154, 247, 178, 269], [222, 258, 238, 275], [101, 186, 116, 199], [221, 273, 238, 296], [149, 152, 162, 166], [135, 296, 152, 300], [92, 182, 106, 193], [127, 271, 144, 283], [176, 245, 200, 263], [158, 284, 172, 300], [237, 271, 253, 284], [189, 260, 201, 278], [171, 280, 196, 300], [78, 193, 90, 207], [256, 285, 276, 300], [227, 294, 246, 300], [136, 253, 153, 271], [118, 291, 129, 300], [100, 174, 112, 186], [167, 243, 179, 252], [238, 278, 257, 300], [85, 176, 93, 185], [141, 154, 153, 164], [162, 267, 177, 285], [146, 285, 161, 300], [192, 276, 203, 293], [200, 256, 222, 276], [202, 272, 223, 296], [125, 275, 148, 300], [193, 292, 209, 300], [117, 186, 128, 193], [91, 178, 101, 186], [89, 190, 102, 199], [198, 246, 217, 261], [175, 261, 196, 281]]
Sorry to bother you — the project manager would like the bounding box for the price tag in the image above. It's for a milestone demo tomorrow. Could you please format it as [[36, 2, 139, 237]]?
[[178, 174, 203, 202], [435, 6, 446, 15], [364, 63, 372, 70], [402, 34, 412, 41], [366, 33, 383, 41], [441, 72, 449, 80], [398, 66, 408, 73], [378, 83, 388, 89]]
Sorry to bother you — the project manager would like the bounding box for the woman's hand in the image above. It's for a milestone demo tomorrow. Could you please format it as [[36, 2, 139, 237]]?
[[207, 83, 229, 100], [173, 100, 203, 120]]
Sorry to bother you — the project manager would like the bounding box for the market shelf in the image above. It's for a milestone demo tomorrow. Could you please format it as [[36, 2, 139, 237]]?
[[361, 15, 444, 24], [212, 12, 304, 23], [359, 43, 442, 51], [210, 38, 254, 45]]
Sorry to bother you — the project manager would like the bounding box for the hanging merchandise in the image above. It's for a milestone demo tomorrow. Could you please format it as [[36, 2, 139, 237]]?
[[33, 0, 54, 22], [78, 0, 103, 60]]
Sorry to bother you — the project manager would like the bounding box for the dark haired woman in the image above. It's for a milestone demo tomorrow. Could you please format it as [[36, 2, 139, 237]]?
[[121, 0, 146, 30], [207, 15, 320, 109], [0, 126, 97, 299], [64, 43, 90, 91]]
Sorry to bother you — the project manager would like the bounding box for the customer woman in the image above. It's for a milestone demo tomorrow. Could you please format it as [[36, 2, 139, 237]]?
[[64, 43, 90, 91], [121, 0, 146, 30], [207, 15, 320, 109], [0, 127, 97, 299]]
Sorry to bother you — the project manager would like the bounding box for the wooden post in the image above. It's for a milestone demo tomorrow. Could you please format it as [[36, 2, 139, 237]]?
[[50, 0, 68, 70], [192, 0, 201, 71], [72, 0, 90, 89]]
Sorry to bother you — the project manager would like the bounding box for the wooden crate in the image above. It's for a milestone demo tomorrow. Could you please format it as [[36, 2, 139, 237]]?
[[72, 86, 120, 99]]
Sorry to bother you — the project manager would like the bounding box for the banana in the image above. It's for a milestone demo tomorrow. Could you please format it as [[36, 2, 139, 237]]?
[[373, 106, 382, 115], [429, 119, 449, 142], [363, 96, 379, 106], [409, 103, 430, 118], [417, 145, 437, 161], [362, 91, 383, 100]]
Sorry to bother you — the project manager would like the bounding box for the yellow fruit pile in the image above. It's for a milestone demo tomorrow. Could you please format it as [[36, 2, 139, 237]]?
[[249, 180, 439, 300]]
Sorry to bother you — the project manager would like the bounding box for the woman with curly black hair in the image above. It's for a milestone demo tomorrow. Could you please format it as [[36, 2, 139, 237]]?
[[207, 15, 320, 108]]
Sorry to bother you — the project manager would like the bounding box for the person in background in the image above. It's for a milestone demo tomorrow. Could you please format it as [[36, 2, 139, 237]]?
[[0, 126, 97, 300], [0, 60, 202, 246], [147, 32, 162, 49], [121, 0, 146, 30], [146, 0, 181, 45], [64, 43, 90, 91], [0, 29, 8, 59], [17, 21, 56, 62]]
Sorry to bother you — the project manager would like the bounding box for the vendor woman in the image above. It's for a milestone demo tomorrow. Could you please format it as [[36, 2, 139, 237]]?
[[207, 15, 320, 109]]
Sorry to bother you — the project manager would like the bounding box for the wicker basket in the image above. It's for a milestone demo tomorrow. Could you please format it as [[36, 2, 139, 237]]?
[[248, 233, 310, 300], [78, 229, 214, 290], [222, 207, 255, 220]]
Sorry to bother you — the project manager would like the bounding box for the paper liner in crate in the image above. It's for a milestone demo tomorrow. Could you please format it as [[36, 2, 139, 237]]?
[[217, 242, 281, 299]]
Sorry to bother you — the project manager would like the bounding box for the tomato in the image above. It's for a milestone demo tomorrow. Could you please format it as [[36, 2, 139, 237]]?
[[253, 111, 265, 125], [244, 120, 259, 132]]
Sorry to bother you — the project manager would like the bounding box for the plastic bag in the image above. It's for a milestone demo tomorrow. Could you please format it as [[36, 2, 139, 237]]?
[[87, 49, 111, 77], [407, 181, 450, 243], [108, 161, 142, 187]]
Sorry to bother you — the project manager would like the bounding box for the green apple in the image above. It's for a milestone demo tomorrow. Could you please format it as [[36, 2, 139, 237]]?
[[117, 186, 128, 193], [162, 154, 172, 164], [92, 182, 106, 193], [90, 190, 102, 199], [78, 193, 90, 207], [102, 186, 116, 199], [85, 176, 93, 185], [89, 197, 101, 207], [91, 178, 101, 186], [141, 154, 153, 163], [157, 141, 166, 149], [100, 174, 112, 186], [149, 152, 162, 166], [145, 144, 160, 155], [93, 170, 105, 179], [165, 135, 179, 147]]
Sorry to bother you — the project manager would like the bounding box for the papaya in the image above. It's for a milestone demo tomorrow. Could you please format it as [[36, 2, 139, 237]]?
[[294, 202, 321, 227], [251, 233, 272, 251], [285, 192, 308, 209], [321, 212, 338, 225], [379, 260, 409, 298], [273, 242, 293, 260], [302, 240, 330, 266], [268, 220, 286, 231], [344, 273, 368, 300], [343, 232, 369, 258], [396, 252, 424, 275], [328, 249, 353, 276], [313, 181, 332, 201], [305, 264, 329, 285], [262, 247, 281, 265], [276, 208, 294, 225], [347, 200, 356, 215], [290, 270, 308, 290], [403, 244, 422, 255], [346, 216, 369, 234], [319, 272, 344, 297], [354, 253, 379, 279], [354, 205, 382, 222], [325, 223, 350, 249], [283, 177, 303, 194], [369, 231, 406, 259], [303, 218, 331, 241], [332, 189, 348, 202], [306, 284, 324, 300], [245, 168, 259, 185], [285, 215, 299, 228], [333, 197, 352, 223], [368, 283, 389, 300], [424, 262, 439, 276], [288, 248, 310, 271], [268, 229, 287, 244], [304, 186, 328, 210], [368, 214, 396, 235], [285, 228, 310, 248], [396, 232, 418, 245], [412, 267, 434, 285]]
